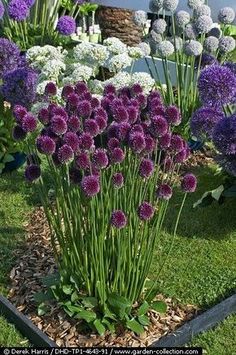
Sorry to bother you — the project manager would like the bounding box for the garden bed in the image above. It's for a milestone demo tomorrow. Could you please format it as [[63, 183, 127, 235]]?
[[8, 208, 198, 347]]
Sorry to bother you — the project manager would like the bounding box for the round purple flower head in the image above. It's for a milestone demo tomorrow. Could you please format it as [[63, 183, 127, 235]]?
[[213, 115, 236, 156], [108, 137, 120, 151], [191, 107, 224, 140], [56, 16, 76, 35], [139, 158, 154, 178], [67, 93, 80, 108], [138, 202, 155, 221], [165, 105, 181, 126], [84, 119, 99, 137], [8, 0, 29, 21], [112, 172, 124, 188], [22, 113, 37, 133], [62, 84, 74, 100], [68, 115, 80, 132], [93, 149, 109, 169], [198, 65, 236, 108], [77, 100, 92, 118], [129, 132, 146, 154], [159, 132, 172, 149], [181, 173, 197, 193], [170, 134, 184, 153], [110, 210, 127, 229], [45, 82, 57, 96], [58, 144, 74, 164], [36, 136, 56, 155], [25, 164, 41, 182], [13, 105, 27, 123], [157, 184, 173, 200], [144, 135, 156, 154], [0, 39, 21, 79], [51, 115, 67, 135], [104, 84, 116, 95], [81, 175, 100, 197], [12, 125, 27, 141], [79, 132, 94, 151], [75, 81, 88, 95], [151, 116, 168, 137], [131, 83, 143, 96], [76, 152, 90, 170], [38, 108, 50, 125], [174, 149, 188, 163], [110, 147, 125, 164], [63, 131, 80, 153]]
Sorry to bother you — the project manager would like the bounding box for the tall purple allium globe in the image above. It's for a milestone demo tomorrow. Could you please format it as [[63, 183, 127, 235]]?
[[93, 149, 109, 169], [156, 184, 173, 200], [198, 65, 236, 108], [68, 115, 80, 132], [213, 115, 236, 156], [112, 172, 124, 188], [0, 0, 4, 19], [139, 159, 154, 178], [170, 134, 184, 152], [81, 175, 100, 197], [138, 202, 155, 221], [58, 144, 74, 164], [108, 138, 120, 151], [165, 105, 181, 126], [22, 113, 37, 132], [181, 174, 197, 193], [56, 16, 76, 35], [84, 119, 100, 137], [0, 38, 21, 79], [111, 147, 125, 164], [51, 116, 68, 135], [150, 116, 168, 137], [36, 136, 56, 155], [159, 132, 172, 149], [129, 132, 146, 153], [63, 132, 80, 153], [75, 152, 90, 170], [191, 107, 224, 139], [77, 100, 92, 118], [1, 67, 38, 109], [13, 105, 27, 123], [38, 108, 50, 125], [224, 62, 236, 76], [110, 210, 127, 229], [45, 82, 57, 96], [25, 164, 41, 182], [8, 0, 29, 21], [78, 132, 94, 151]]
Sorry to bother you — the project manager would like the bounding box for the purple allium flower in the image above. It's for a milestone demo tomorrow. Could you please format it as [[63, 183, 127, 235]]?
[[159, 132, 172, 149], [67, 93, 80, 108], [13, 105, 27, 123], [107, 123, 119, 139], [51, 106, 68, 121], [25, 164, 41, 182], [152, 18, 167, 34], [84, 119, 99, 137], [45, 82, 57, 96], [38, 108, 50, 125], [129, 132, 146, 153], [69, 167, 82, 185], [196, 53, 218, 69], [56, 15, 76, 35], [62, 84, 74, 100], [78, 132, 94, 151], [77, 100, 92, 118], [174, 149, 188, 163], [184, 40, 203, 56], [116, 122, 130, 141], [81, 91, 92, 102], [127, 106, 139, 124], [75, 81, 88, 95], [170, 134, 184, 152], [51, 115, 67, 135], [198, 65, 236, 108], [68, 115, 80, 132], [22, 113, 37, 132], [110, 147, 125, 164], [181, 173, 197, 193], [96, 116, 107, 132], [136, 93, 147, 108], [148, 90, 162, 104], [1, 67, 38, 109], [75, 152, 90, 170], [110, 210, 127, 229], [195, 15, 213, 34], [8, 0, 29, 21], [58, 144, 74, 164], [81, 175, 100, 197], [91, 97, 100, 109], [12, 125, 27, 141], [101, 97, 112, 111], [108, 137, 120, 151], [224, 62, 236, 76], [213, 114, 236, 156], [36, 135, 56, 155], [151, 116, 168, 137], [156, 184, 173, 200], [138, 202, 154, 221], [0, 1, 4, 19], [112, 172, 124, 188], [93, 149, 109, 169], [113, 106, 129, 123], [131, 83, 143, 96], [0, 38, 21, 78], [175, 10, 190, 27], [129, 98, 139, 107], [191, 107, 224, 139], [104, 84, 116, 95], [144, 135, 156, 154], [165, 105, 181, 126], [139, 158, 154, 178], [130, 124, 144, 135], [150, 104, 165, 117], [63, 131, 80, 153], [218, 7, 235, 24]]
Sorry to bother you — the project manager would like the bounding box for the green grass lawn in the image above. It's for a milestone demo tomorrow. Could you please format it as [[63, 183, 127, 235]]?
[[0, 164, 235, 347]]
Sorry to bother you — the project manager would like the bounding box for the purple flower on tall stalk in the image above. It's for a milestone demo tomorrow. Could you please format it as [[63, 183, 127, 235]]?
[[112, 173, 124, 188], [45, 82, 57, 96], [68, 115, 80, 132], [93, 149, 109, 169], [129, 132, 146, 154], [58, 144, 74, 164], [62, 85, 74, 100], [22, 113, 37, 132], [110, 210, 127, 229], [191, 107, 224, 140], [170, 134, 184, 152], [108, 138, 120, 151], [56, 16, 76, 35], [139, 159, 154, 178], [138, 202, 155, 221], [150, 116, 168, 137], [75, 152, 90, 170], [36, 136, 56, 155], [181, 174, 197, 193], [8, 0, 29, 21], [156, 184, 173, 200], [38, 108, 50, 125], [51, 116, 68, 135], [77, 100, 92, 118], [63, 132, 80, 153], [0, 39, 21, 79], [110, 147, 125, 164], [165, 105, 181, 126], [104, 84, 116, 95], [75, 81, 88, 95], [78, 132, 94, 151], [84, 119, 99, 137], [213, 115, 236, 156], [159, 132, 172, 149], [13, 105, 27, 123], [81, 175, 100, 197], [198, 65, 236, 108], [25, 164, 41, 182]]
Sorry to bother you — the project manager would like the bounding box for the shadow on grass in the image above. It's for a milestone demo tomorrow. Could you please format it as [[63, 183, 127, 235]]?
[[164, 165, 236, 241]]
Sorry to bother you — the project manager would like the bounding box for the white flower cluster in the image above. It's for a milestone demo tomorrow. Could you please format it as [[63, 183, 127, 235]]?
[[26, 45, 67, 70], [63, 65, 94, 85], [103, 37, 127, 55], [73, 42, 109, 67], [107, 53, 133, 73]]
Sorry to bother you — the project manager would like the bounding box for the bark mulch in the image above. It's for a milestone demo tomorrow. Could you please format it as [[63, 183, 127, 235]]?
[[8, 208, 198, 347]]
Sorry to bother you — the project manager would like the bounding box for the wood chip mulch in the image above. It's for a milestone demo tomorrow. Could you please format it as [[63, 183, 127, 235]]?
[[8, 208, 198, 347]]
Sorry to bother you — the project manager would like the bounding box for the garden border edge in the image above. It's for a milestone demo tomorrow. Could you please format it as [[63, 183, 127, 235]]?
[[0, 295, 57, 347], [150, 293, 236, 347]]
